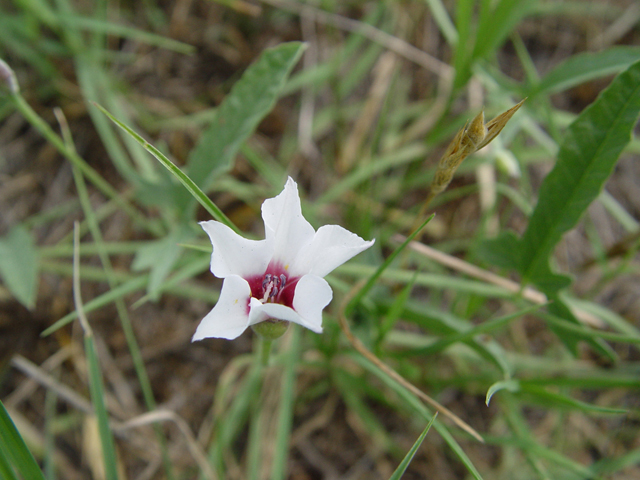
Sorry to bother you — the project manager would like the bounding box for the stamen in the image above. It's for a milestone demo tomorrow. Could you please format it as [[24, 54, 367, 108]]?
[[259, 272, 289, 303]]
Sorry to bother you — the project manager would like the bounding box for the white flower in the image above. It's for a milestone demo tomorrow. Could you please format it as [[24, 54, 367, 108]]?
[[192, 177, 375, 341]]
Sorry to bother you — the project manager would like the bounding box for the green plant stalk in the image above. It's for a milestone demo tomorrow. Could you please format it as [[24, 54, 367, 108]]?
[[43, 387, 57, 480], [270, 326, 301, 480], [7, 93, 161, 236], [259, 339, 273, 367]]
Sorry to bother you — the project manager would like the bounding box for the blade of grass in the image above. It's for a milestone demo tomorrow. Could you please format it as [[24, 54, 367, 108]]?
[[0, 400, 46, 480], [0, 446, 19, 480], [405, 303, 545, 357], [93, 102, 240, 233], [72, 223, 119, 480], [58, 108, 176, 479], [270, 325, 301, 480], [345, 214, 434, 316], [65, 15, 195, 54], [7, 92, 160, 236], [388, 413, 437, 480], [348, 352, 484, 479]]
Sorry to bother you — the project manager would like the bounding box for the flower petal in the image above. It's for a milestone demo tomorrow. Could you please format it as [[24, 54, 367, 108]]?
[[290, 224, 375, 277], [247, 274, 331, 334], [200, 220, 271, 279], [192, 275, 251, 341], [292, 274, 332, 332], [261, 177, 315, 266]]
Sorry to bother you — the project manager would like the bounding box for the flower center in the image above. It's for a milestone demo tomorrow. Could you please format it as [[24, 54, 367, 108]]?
[[260, 273, 288, 303]]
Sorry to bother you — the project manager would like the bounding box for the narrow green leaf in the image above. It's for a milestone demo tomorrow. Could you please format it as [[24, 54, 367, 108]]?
[[345, 214, 434, 315], [41, 276, 148, 336], [0, 400, 46, 480], [534, 46, 640, 95], [486, 379, 521, 406], [187, 42, 306, 191], [0, 447, 19, 480], [388, 414, 437, 480], [0, 225, 39, 309], [349, 352, 484, 480], [473, 0, 535, 66], [409, 303, 545, 358], [85, 336, 120, 480], [93, 102, 239, 233], [520, 385, 628, 415], [270, 326, 301, 480]]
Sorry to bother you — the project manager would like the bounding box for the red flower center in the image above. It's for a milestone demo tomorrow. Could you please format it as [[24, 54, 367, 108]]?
[[246, 263, 298, 308]]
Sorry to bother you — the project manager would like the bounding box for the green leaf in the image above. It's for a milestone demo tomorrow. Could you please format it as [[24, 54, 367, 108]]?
[[483, 59, 640, 291], [0, 400, 46, 480], [93, 102, 239, 233], [187, 42, 306, 191], [520, 385, 628, 415], [0, 446, 19, 480], [388, 415, 436, 480], [345, 214, 434, 316], [486, 379, 520, 406], [520, 58, 640, 287], [454, 0, 535, 89], [84, 336, 120, 480], [0, 225, 39, 309], [534, 46, 640, 95]]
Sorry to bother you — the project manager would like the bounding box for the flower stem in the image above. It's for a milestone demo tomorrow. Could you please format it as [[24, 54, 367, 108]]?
[[260, 338, 273, 366]]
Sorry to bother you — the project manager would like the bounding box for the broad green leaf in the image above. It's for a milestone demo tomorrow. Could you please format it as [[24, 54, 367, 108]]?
[[187, 42, 306, 191], [534, 46, 640, 95], [388, 415, 436, 480], [0, 400, 46, 480], [483, 59, 640, 291], [0, 225, 39, 309], [520, 58, 640, 287]]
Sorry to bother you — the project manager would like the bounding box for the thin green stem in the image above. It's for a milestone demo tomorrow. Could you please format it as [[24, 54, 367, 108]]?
[[260, 339, 273, 367]]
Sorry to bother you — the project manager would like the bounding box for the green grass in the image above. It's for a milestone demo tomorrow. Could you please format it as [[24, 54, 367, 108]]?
[[1, 0, 640, 479]]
